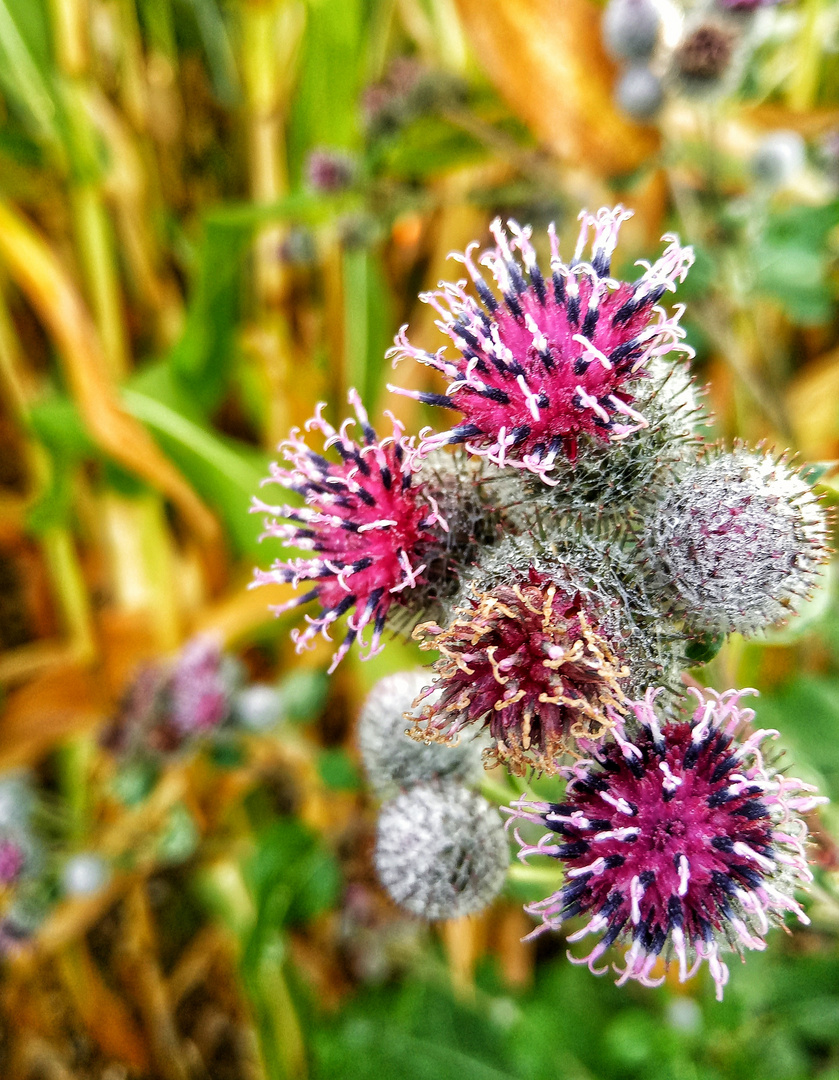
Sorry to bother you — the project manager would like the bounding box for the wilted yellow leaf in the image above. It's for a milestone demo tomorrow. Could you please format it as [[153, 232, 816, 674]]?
[[454, 0, 659, 176]]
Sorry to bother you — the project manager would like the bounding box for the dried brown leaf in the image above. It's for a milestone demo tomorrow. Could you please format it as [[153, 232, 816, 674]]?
[[0, 199, 220, 545], [453, 0, 659, 176]]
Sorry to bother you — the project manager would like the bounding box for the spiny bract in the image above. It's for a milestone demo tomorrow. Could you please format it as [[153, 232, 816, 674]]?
[[645, 447, 830, 636]]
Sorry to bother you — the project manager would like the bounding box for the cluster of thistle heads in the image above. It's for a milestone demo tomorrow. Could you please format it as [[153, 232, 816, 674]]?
[[606, 0, 788, 124], [253, 205, 831, 1000]]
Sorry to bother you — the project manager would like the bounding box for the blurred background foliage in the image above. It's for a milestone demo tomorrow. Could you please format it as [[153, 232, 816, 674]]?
[[1, 0, 839, 1077]]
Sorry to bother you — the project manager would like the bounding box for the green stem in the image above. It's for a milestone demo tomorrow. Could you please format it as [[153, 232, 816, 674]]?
[[787, 0, 824, 112], [70, 184, 130, 379]]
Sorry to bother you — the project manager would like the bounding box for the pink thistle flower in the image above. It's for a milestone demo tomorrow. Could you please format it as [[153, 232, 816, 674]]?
[[0, 838, 25, 886], [506, 687, 825, 1000], [252, 390, 448, 671], [412, 568, 632, 775], [171, 636, 230, 735], [387, 207, 694, 482]]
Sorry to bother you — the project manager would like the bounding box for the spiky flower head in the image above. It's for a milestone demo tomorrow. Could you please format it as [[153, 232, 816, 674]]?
[[251, 390, 448, 671], [411, 537, 676, 775], [387, 207, 694, 481], [507, 688, 823, 1000], [602, 0, 661, 62], [645, 447, 830, 636], [616, 66, 664, 122], [375, 781, 509, 919], [358, 670, 485, 799], [171, 635, 232, 736]]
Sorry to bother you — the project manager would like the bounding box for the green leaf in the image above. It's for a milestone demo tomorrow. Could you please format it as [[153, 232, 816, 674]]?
[[245, 818, 340, 932], [685, 632, 726, 665], [123, 373, 269, 557], [754, 201, 839, 325], [156, 803, 200, 864], [317, 748, 361, 792], [280, 669, 329, 724], [174, 0, 239, 105], [373, 114, 489, 180], [342, 244, 393, 406], [0, 0, 60, 148], [755, 675, 839, 798], [167, 218, 252, 410], [287, 0, 366, 178]]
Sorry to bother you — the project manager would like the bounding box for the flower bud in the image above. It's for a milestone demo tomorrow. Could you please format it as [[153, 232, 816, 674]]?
[[358, 671, 484, 798], [603, 0, 661, 61], [646, 448, 829, 635], [616, 66, 664, 121], [375, 782, 509, 920]]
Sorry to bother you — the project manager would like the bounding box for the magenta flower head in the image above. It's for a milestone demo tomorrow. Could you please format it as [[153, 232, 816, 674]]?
[[507, 687, 824, 1000], [0, 838, 25, 886], [410, 537, 674, 775], [386, 207, 694, 481], [252, 390, 448, 671], [171, 635, 231, 736], [414, 569, 630, 775]]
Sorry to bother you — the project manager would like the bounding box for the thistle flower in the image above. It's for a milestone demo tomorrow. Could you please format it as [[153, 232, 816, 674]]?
[[717, 0, 782, 10], [0, 838, 25, 886], [387, 207, 694, 481], [645, 448, 829, 636], [305, 148, 357, 193], [672, 21, 739, 97], [411, 538, 676, 775], [374, 781, 509, 919], [171, 635, 232, 736], [358, 670, 485, 798], [251, 390, 448, 671], [507, 688, 824, 1000]]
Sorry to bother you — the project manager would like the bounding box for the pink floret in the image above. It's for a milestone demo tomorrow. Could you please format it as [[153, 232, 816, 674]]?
[[251, 390, 447, 671], [387, 207, 694, 482], [506, 687, 823, 999]]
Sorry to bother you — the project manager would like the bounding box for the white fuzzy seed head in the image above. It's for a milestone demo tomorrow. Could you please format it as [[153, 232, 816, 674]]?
[[647, 448, 830, 635], [233, 683, 283, 732], [62, 853, 110, 897], [751, 131, 806, 189], [603, 0, 661, 60], [374, 781, 509, 920], [0, 772, 35, 831], [358, 671, 485, 798], [616, 66, 664, 121]]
